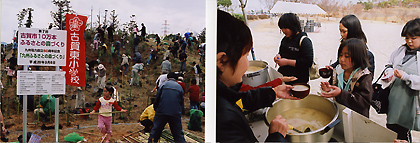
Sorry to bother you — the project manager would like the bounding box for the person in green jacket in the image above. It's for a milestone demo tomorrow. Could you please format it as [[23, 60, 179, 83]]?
[[34, 95, 55, 120]]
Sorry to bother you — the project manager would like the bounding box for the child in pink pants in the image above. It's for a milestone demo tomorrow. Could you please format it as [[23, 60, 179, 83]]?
[[91, 86, 127, 143]]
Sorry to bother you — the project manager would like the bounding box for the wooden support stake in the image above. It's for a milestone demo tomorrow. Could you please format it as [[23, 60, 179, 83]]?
[[37, 95, 41, 127], [128, 135, 141, 143], [139, 132, 149, 139], [17, 95, 20, 122], [73, 111, 126, 116], [100, 133, 107, 143], [136, 136, 144, 141], [6, 96, 9, 118], [184, 135, 196, 143], [122, 136, 133, 143], [124, 130, 140, 137], [65, 111, 77, 120]]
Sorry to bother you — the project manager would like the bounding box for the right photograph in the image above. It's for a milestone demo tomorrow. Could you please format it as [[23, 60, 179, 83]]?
[[215, 0, 420, 142]]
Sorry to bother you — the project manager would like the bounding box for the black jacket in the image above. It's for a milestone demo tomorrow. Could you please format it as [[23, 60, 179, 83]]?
[[8, 56, 17, 70], [277, 32, 313, 85], [216, 80, 288, 142], [134, 37, 140, 46], [140, 26, 146, 36], [179, 52, 187, 61]]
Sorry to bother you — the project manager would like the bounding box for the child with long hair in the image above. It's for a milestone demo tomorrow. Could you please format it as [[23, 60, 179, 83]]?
[[90, 85, 127, 143], [320, 38, 373, 118], [329, 15, 375, 75]]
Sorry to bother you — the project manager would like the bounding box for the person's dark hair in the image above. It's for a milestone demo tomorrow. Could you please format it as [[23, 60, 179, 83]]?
[[217, 10, 253, 77], [340, 15, 367, 43], [104, 85, 114, 96], [191, 79, 197, 85], [192, 61, 196, 65], [401, 18, 420, 37], [166, 57, 169, 60], [136, 59, 142, 63], [167, 72, 177, 79], [150, 97, 156, 105], [338, 38, 369, 70], [278, 13, 302, 38]]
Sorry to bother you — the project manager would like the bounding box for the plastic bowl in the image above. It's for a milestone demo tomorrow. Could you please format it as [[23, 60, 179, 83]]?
[[291, 83, 310, 99], [319, 68, 333, 78]]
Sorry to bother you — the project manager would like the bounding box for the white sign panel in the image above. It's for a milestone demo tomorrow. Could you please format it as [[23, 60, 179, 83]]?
[[17, 71, 66, 95], [18, 27, 67, 66]]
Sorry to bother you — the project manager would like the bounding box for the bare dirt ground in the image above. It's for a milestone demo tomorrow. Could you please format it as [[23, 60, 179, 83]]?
[[1, 34, 205, 142]]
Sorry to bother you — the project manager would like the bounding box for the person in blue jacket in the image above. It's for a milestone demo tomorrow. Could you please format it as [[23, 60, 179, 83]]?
[[148, 72, 185, 142]]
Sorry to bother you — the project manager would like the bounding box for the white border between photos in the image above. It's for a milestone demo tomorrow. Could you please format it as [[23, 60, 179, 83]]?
[[205, 0, 216, 142]]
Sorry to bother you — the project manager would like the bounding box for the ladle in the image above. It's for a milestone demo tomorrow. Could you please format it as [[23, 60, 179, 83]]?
[[288, 124, 303, 133]]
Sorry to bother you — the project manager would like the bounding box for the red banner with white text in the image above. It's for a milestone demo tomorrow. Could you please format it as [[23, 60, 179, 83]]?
[[63, 14, 87, 86]]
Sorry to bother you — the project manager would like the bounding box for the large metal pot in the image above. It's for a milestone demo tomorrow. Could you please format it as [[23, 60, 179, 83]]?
[[264, 94, 340, 142], [242, 60, 269, 87]]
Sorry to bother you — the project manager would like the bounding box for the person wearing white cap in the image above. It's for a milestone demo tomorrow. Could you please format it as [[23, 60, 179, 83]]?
[[96, 64, 106, 95], [121, 54, 130, 76]]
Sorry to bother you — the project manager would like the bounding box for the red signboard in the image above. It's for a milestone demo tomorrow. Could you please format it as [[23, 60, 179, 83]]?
[[63, 14, 87, 86]]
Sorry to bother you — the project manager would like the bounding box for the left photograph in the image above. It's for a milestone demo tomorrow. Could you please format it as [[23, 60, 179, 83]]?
[[0, 0, 205, 142]]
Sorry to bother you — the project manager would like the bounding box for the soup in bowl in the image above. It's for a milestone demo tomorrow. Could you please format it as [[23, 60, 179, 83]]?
[[291, 83, 310, 99]]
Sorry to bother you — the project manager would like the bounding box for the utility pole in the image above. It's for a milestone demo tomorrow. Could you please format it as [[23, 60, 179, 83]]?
[[91, 6, 93, 30], [104, 9, 108, 26], [162, 20, 169, 36]]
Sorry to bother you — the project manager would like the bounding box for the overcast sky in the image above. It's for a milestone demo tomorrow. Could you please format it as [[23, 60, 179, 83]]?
[[1, 0, 205, 43], [229, 0, 371, 13]]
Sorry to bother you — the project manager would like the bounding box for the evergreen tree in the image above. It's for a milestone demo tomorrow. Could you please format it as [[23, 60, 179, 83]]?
[[110, 10, 119, 30], [17, 8, 27, 28], [50, 0, 75, 30], [198, 28, 206, 43], [25, 8, 34, 28]]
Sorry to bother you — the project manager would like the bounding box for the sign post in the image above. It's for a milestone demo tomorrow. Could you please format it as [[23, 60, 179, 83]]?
[[17, 27, 67, 143]]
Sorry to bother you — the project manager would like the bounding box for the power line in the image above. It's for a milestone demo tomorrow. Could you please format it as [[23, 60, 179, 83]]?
[[162, 20, 169, 36]]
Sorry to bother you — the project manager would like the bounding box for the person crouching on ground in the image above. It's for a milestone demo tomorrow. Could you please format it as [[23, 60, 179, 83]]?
[[90, 85, 127, 143], [139, 98, 155, 133], [131, 60, 144, 86], [34, 95, 55, 121]]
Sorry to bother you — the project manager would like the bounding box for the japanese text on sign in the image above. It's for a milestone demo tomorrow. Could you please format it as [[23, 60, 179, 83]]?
[[64, 14, 87, 86], [17, 71, 66, 95], [17, 27, 67, 66]]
